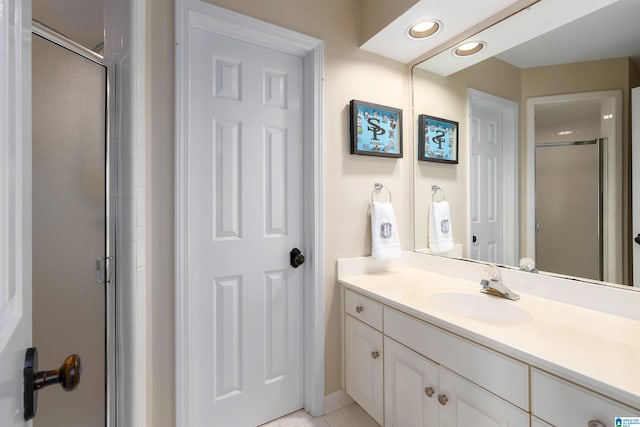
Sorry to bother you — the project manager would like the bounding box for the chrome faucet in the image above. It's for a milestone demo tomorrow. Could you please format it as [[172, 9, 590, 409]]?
[[480, 265, 520, 301]]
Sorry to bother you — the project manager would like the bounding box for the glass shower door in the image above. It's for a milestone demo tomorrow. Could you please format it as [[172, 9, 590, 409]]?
[[32, 33, 108, 427], [535, 139, 603, 281]]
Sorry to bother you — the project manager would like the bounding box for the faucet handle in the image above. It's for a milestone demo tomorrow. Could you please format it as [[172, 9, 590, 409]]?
[[484, 264, 502, 281], [480, 279, 490, 290]]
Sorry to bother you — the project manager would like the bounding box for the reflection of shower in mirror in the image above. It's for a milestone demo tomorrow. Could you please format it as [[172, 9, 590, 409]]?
[[526, 91, 622, 284]]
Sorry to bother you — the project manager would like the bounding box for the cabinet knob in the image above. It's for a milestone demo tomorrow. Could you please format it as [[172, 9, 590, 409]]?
[[437, 394, 448, 406], [588, 421, 606, 427], [355, 305, 364, 313], [424, 386, 435, 397], [371, 351, 380, 359]]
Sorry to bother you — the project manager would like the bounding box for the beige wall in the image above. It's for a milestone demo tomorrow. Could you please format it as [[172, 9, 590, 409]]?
[[147, 0, 175, 425], [146, 1, 412, 426], [412, 58, 521, 254], [357, 0, 418, 45]]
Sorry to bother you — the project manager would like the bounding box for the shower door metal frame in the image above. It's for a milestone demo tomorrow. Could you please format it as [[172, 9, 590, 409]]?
[[31, 22, 117, 427]]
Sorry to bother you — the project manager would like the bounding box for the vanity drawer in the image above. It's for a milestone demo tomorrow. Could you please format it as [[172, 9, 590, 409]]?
[[384, 307, 529, 410], [345, 289, 383, 331], [531, 369, 638, 426]]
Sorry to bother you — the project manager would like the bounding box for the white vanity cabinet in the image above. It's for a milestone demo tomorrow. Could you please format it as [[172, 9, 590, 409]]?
[[383, 337, 439, 426], [384, 307, 529, 427], [531, 369, 638, 427], [384, 307, 530, 412], [344, 290, 384, 425], [339, 259, 640, 427], [384, 337, 528, 427], [343, 284, 640, 427], [438, 367, 529, 426], [344, 288, 529, 426]]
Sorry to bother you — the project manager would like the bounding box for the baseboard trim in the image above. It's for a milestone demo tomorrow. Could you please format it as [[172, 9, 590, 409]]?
[[324, 390, 354, 414]]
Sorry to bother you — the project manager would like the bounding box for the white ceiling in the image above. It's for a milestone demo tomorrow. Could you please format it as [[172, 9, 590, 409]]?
[[359, 0, 526, 63], [33, 0, 103, 51], [497, 0, 640, 68], [416, 0, 623, 76]]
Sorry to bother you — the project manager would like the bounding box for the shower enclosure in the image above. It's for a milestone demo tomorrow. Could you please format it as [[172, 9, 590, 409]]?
[[535, 138, 604, 281]]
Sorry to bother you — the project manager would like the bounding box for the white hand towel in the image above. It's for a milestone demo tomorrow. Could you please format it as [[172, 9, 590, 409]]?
[[371, 201, 401, 259], [428, 201, 454, 253]]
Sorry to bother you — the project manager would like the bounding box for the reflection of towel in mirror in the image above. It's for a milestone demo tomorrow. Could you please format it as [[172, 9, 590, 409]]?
[[371, 201, 401, 259], [429, 201, 454, 253]]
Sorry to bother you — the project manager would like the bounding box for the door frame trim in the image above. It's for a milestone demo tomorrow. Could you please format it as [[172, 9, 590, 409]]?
[[174, 1, 325, 424], [0, 0, 31, 374], [467, 89, 519, 265], [633, 87, 640, 287]]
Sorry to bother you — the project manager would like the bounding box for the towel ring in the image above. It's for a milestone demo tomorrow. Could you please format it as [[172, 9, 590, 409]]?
[[371, 183, 392, 203], [431, 185, 445, 202]]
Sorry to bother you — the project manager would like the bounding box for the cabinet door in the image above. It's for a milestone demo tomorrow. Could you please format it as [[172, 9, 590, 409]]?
[[531, 368, 637, 427], [384, 337, 439, 427], [345, 315, 383, 425], [438, 368, 529, 427]]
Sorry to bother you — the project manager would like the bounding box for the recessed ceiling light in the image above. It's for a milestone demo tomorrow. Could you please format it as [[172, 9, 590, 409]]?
[[453, 41, 486, 57], [407, 20, 442, 40]]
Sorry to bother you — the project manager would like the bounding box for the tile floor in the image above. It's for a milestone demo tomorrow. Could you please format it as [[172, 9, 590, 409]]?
[[260, 403, 380, 427]]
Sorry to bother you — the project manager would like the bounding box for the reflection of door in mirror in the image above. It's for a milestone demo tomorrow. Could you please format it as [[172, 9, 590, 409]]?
[[471, 104, 503, 264], [468, 90, 518, 266]]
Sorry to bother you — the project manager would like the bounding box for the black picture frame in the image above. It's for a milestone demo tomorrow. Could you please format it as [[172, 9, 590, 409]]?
[[349, 99, 403, 158], [418, 114, 459, 164]]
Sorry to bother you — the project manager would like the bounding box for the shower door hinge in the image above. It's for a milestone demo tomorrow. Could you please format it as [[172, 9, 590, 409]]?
[[96, 256, 113, 285]]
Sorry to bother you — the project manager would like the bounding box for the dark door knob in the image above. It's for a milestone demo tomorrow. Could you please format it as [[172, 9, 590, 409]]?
[[472, 235, 477, 243], [635, 234, 640, 245], [24, 347, 82, 420], [290, 248, 305, 268]]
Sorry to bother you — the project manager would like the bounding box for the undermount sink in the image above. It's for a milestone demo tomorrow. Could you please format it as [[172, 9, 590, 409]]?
[[425, 291, 535, 325]]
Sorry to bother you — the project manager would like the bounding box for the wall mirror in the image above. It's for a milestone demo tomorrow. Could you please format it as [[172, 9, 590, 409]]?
[[412, 0, 640, 289]]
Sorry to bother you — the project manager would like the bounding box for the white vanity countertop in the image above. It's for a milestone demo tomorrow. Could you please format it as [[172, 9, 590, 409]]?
[[338, 266, 640, 410]]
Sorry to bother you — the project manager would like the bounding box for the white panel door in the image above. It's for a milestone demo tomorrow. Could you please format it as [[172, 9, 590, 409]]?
[[186, 28, 305, 426], [439, 368, 528, 427], [470, 104, 504, 264], [0, 0, 31, 426], [344, 316, 383, 425], [633, 86, 640, 286], [384, 337, 439, 427]]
